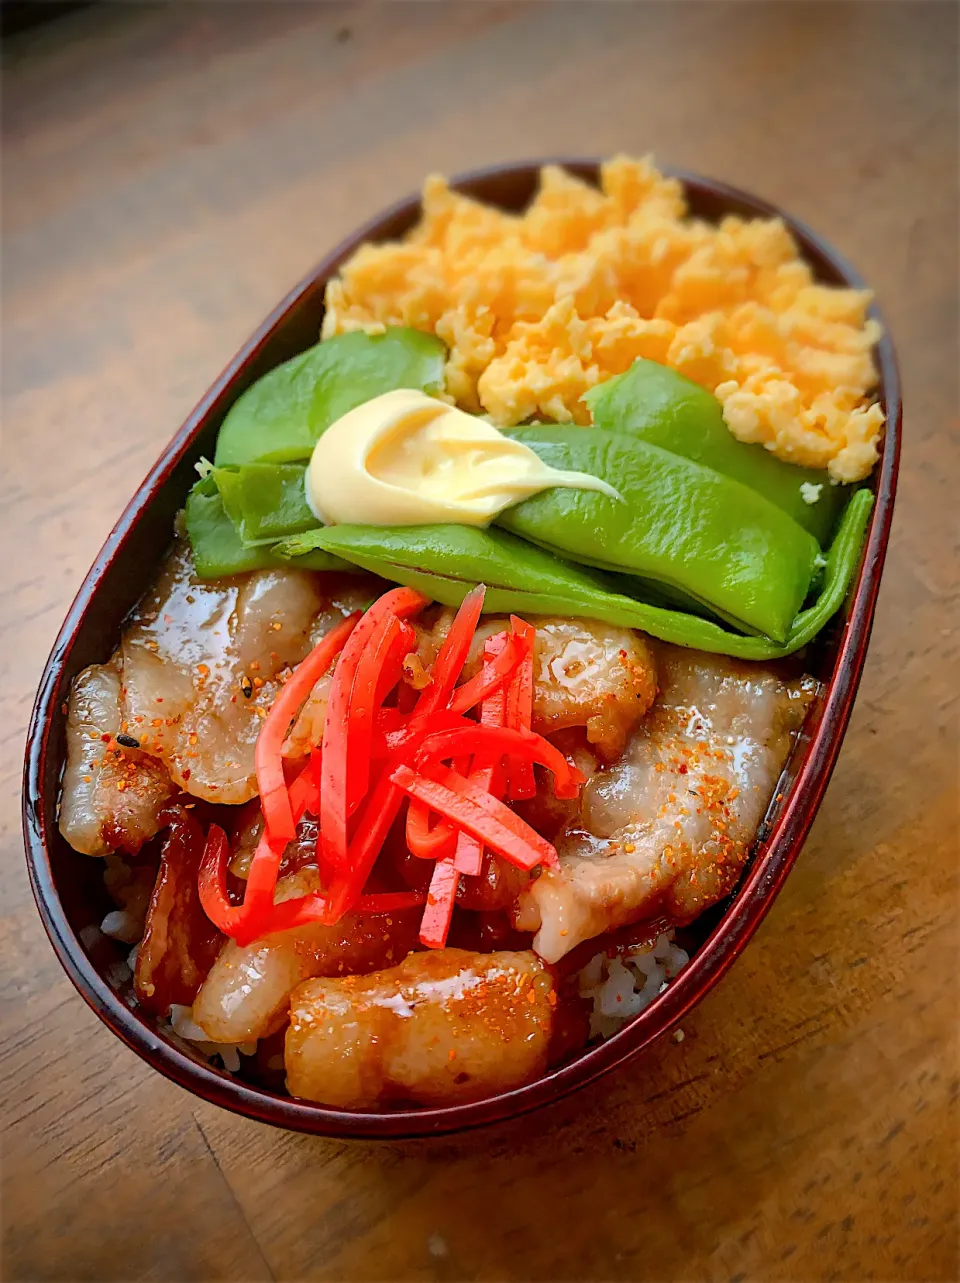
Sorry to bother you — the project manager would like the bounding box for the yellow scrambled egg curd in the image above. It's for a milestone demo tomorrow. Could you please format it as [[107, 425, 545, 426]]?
[[322, 157, 883, 483]]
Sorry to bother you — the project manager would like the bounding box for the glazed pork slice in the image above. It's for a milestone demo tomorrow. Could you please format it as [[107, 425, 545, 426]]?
[[133, 809, 224, 1015], [284, 948, 560, 1108], [117, 538, 337, 804], [515, 644, 817, 963], [529, 617, 658, 760], [59, 661, 178, 856], [191, 870, 422, 1044], [423, 613, 659, 762], [60, 539, 374, 856]]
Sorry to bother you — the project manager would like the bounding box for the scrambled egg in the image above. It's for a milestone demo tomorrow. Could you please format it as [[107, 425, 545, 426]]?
[[322, 158, 883, 483]]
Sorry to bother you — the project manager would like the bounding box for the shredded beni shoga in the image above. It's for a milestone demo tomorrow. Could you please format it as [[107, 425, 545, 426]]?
[[197, 585, 585, 950]]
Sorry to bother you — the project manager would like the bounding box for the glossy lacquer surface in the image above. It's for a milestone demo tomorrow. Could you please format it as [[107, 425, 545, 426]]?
[[22, 162, 900, 1139]]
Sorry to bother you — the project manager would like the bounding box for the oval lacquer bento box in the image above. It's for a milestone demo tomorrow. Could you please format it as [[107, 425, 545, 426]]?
[[22, 161, 900, 1139]]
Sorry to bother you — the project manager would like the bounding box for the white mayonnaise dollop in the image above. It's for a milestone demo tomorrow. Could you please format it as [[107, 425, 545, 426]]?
[[306, 389, 618, 526]]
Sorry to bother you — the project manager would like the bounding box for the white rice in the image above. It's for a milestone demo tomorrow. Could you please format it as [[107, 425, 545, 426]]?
[[98, 919, 143, 990], [166, 1003, 257, 1075], [78, 924, 102, 950], [93, 890, 257, 1076], [104, 958, 133, 989], [578, 931, 690, 1041], [100, 908, 142, 944]]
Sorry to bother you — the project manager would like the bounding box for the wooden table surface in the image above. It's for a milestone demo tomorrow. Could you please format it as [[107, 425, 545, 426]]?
[[2, 3, 957, 1280]]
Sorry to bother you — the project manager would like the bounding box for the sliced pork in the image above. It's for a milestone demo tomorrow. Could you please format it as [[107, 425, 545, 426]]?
[[516, 645, 817, 962]]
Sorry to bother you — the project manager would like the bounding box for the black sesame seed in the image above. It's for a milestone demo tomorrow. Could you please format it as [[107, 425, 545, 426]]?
[[240, 676, 254, 699], [116, 734, 140, 749]]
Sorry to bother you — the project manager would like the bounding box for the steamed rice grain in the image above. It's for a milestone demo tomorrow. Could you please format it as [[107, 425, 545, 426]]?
[[579, 932, 690, 1041], [166, 1003, 255, 1075], [100, 908, 141, 944]]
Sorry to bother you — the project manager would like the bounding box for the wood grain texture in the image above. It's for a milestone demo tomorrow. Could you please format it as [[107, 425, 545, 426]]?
[[2, 2, 957, 1280]]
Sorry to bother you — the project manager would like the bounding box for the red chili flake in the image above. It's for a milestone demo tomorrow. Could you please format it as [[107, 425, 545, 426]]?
[[182, 769, 191, 781], [678, 763, 688, 775]]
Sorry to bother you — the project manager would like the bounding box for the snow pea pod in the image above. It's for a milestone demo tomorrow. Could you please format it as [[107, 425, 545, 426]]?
[[213, 464, 318, 545], [277, 489, 872, 659], [184, 474, 348, 579], [499, 426, 819, 643], [184, 476, 287, 578], [280, 523, 620, 602], [584, 359, 846, 543], [281, 523, 739, 645], [214, 327, 446, 467]]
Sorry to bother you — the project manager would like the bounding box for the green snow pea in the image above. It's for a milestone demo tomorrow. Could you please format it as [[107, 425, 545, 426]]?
[[184, 474, 348, 579], [280, 521, 745, 643], [184, 475, 287, 579], [498, 426, 820, 643], [213, 463, 319, 545], [275, 488, 872, 659], [279, 523, 625, 608], [270, 545, 354, 573], [214, 327, 447, 467], [584, 359, 846, 543]]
